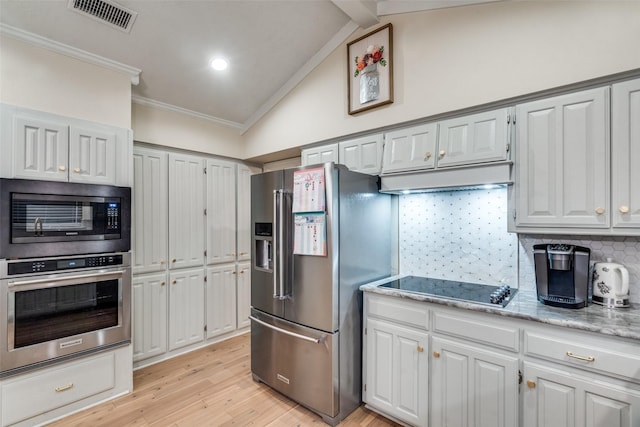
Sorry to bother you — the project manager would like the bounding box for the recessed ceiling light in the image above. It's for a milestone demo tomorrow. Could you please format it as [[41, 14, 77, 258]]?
[[210, 58, 228, 71]]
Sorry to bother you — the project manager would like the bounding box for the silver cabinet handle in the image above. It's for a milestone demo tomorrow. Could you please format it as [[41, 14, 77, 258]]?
[[9, 270, 124, 289], [249, 316, 321, 344]]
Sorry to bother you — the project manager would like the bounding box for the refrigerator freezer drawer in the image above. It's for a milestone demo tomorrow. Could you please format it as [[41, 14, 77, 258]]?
[[250, 309, 338, 419]]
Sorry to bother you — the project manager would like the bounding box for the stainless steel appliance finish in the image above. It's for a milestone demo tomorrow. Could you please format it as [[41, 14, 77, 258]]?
[[0, 252, 131, 377], [378, 276, 517, 307], [250, 163, 392, 425], [534, 244, 591, 309], [0, 178, 131, 259]]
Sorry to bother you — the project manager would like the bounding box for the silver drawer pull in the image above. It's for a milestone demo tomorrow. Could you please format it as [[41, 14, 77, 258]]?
[[566, 351, 595, 362], [55, 383, 74, 392]]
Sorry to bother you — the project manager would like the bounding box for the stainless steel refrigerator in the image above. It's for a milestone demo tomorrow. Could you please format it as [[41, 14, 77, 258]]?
[[250, 163, 392, 425]]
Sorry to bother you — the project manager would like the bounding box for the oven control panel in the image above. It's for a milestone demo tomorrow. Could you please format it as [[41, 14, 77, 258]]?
[[6, 254, 124, 276]]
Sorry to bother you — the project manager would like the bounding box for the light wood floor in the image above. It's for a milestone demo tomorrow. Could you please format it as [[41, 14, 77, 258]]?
[[49, 333, 400, 426]]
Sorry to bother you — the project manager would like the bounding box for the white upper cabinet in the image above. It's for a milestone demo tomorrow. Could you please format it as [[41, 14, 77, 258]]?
[[236, 164, 254, 261], [513, 87, 609, 229], [132, 147, 168, 275], [382, 123, 438, 174], [10, 116, 69, 181], [301, 143, 338, 166], [68, 126, 117, 184], [168, 153, 205, 270], [206, 159, 237, 265], [1, 104, 131, 185], [612, 78, 640, 229], [338, 134, 383, 175], [437, 108, 511, 168]]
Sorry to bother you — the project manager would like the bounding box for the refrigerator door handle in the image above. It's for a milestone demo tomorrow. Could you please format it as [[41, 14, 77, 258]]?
[[272, 190, 279, 299], [249, 316, 322, 344], [273, 189, 288, 301]]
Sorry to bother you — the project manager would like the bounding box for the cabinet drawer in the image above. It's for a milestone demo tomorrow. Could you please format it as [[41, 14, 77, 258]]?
[[524, 330, 640, 383], [2, 352, 115, 426], [366, 293, 429, 330], [433, 311, 519, 352]]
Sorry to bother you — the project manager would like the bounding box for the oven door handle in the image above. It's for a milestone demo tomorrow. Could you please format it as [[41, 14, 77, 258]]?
[[8, 270, 125, 289]]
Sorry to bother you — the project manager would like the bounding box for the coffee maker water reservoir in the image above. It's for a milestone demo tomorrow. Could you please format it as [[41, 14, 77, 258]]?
[[533, 244, 591, 309]]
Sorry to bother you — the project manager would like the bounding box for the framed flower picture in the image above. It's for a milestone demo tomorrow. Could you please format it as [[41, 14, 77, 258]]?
[[347, 23, 393, 115]]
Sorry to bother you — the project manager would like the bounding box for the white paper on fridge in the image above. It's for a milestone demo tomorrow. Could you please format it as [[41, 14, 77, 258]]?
[[292, 167, 326, 213], [293, 213, 327, 256]]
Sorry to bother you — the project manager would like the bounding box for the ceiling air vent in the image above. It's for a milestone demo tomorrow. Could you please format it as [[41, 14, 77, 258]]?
[[68, 0, 138, 33]]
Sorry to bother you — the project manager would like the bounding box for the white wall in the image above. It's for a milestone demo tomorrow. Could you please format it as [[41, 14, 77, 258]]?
[[132, 103, 243, 158], [0, 36, 131, 129], [243, 1, 640, 160]]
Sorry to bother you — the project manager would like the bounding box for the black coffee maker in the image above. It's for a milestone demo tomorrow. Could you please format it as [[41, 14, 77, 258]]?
[[533, 244, 591, 309]]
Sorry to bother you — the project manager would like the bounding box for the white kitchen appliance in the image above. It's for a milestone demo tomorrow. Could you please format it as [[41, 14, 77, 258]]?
[[592, 258, 630, 308]]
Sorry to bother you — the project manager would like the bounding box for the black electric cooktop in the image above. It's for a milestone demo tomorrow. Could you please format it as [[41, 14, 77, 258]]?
[[378, 276, 517, 308]]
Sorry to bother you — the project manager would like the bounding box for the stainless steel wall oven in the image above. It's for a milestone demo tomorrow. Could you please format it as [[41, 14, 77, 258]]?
[[0, 178, 131, 259], [0, 252, 131, 376]]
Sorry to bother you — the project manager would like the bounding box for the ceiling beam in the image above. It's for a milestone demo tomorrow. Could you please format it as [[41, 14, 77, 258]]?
[[331, 0, 379, 28]]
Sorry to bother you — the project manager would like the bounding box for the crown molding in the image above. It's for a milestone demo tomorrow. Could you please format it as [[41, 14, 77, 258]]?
[[131, 95, 244, 131], [0, 23, 141, 85]]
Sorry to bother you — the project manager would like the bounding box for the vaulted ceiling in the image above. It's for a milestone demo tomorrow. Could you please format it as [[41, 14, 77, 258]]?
[[0, 0, 498, 132]]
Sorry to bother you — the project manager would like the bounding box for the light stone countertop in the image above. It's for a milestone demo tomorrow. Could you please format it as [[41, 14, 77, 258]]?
[[360, 275, 640, 341]]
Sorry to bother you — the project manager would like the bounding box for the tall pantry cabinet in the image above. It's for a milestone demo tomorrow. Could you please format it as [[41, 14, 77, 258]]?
[[132, 145, 256, 366]]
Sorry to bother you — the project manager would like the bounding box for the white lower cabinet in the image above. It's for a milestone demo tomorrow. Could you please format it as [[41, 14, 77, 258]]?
[[0, 346, 131, 427], [236, 262, 251, 329], [431, 336, 519, 427], [132, 272, 168, 362], [205, 264, 237, 339], [364, 293, 429, 426], [522, 362, 640, 427], [365, 317, 428, 426], [363, 292, 640, 427], [169, 268, 205, 351]]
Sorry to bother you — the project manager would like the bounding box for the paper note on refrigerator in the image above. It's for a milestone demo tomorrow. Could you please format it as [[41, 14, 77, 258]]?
[[293, 213, 327, 256], [292, 167, 325, 213]]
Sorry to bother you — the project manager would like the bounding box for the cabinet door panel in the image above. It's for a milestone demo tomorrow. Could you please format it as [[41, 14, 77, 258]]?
[[523, 362, 640, 427], [132, 148, 168, 274], [338, 134, 383, 175], [432, 336, 518, 427], [365, 318, 427, 426], [132, 273, 168, 362], [206, 264, 237, 338], [13, 116, 69, 181], [515, 88, 609, 228], [382, 123, 437, 173], [301, 143, 338, 166], [612, 78, 640, 228], [437, 108, 509, 168], [169, 154, 205, 270], [236, 262, 251, 328], [169, 269, 205, 351], [237, 165, 253, 261], [206, 160, 237, 265], [68, 127, 117, 184]]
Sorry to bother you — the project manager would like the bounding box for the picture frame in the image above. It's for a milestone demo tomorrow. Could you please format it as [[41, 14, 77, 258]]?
[[347, 23, 393, 115]]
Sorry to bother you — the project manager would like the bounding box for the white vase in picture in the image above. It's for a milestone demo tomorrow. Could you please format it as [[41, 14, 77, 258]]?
[[359, 63, 379, 104]]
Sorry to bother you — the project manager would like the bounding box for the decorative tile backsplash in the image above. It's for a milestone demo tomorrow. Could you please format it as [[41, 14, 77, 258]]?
[[399, 188, 640, 304], [399, 188, 518, 286]]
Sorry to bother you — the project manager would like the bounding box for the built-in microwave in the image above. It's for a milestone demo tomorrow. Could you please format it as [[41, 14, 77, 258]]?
[[0, 178, 131, 259]]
